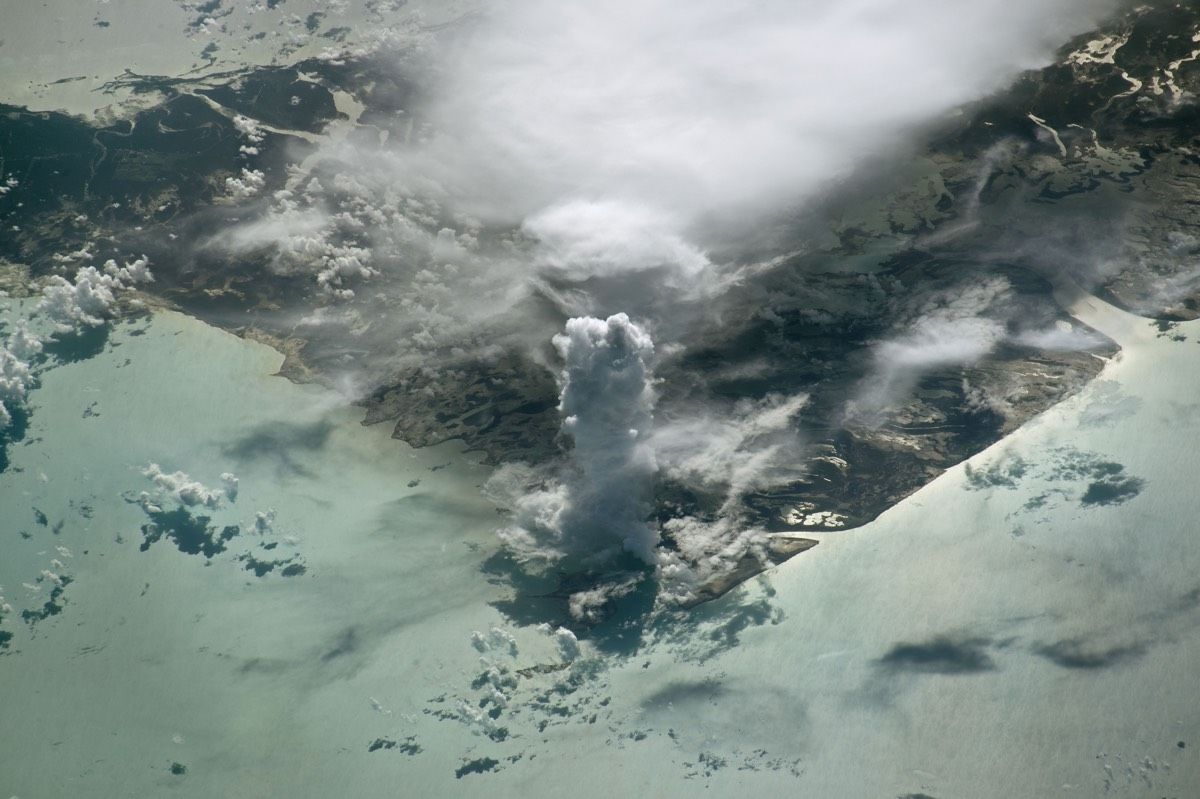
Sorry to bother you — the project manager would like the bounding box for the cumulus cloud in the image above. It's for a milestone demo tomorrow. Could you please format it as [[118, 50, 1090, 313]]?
[[233, 114, 266, 157], [491, 313, 658, 565], [252, 508, 275, 535], [39, 257, 154, 333], [223, 168, 267, 201], [554, 626, 582, 662], [655, 515, 770, 605], [141, 463, 237, 510], [221, 472, 240, 501], [0, 321, 43, 432], [0, 347, 34, 431], [489, 317, 811, 606]]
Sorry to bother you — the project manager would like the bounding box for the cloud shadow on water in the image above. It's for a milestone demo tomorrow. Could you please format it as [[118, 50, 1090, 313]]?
[[42, 325, 111, 364], [1031, 638, 1148, 670], [481, 550, 659, 657], [876, 634, 998, 675], [220, 417, 334, 477]]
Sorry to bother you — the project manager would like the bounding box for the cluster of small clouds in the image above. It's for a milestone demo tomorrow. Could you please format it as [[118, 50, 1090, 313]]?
[[459, 626, 522, 738], [471, 626, 520, 658], [655, 516, 769, 605], [0, 321, 42, 431], [139, 463, 239, 511], [457, 623, 584, 736], [218, 169, 415, 299], [224, 168, 267, 201], [39, 257, 154, 334], [32, 552, 69, 586], [233, 115, 265, 157], [0, 545, 73, 633], [0, 255, 152, 433]]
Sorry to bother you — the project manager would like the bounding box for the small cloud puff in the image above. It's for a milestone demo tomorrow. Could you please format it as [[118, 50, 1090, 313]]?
[[553, 626, 581, 662], [142, 463, 236, 509]]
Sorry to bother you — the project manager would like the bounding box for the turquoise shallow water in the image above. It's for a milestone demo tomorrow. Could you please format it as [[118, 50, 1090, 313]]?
[[2, 299, 1199, 797]]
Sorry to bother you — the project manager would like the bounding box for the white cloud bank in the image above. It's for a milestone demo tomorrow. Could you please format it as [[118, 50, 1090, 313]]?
[[419, 0, 1115, 277], [222, 0, 1114, 310]]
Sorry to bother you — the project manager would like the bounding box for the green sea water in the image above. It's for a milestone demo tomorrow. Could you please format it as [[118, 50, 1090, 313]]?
[[2, 298, 1198, 797]]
